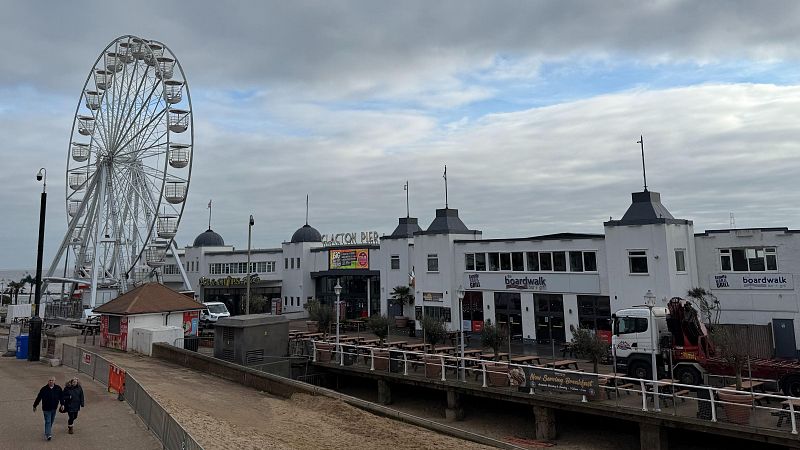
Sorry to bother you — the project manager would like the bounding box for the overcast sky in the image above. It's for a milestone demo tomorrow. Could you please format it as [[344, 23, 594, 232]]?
[[2, 1, 800, 269]]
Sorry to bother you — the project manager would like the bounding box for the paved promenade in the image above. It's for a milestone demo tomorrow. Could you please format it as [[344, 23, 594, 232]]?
[[0, 356, 160, 450]]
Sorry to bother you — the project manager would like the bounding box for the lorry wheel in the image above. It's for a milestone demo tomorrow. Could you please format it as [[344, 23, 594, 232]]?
[[628, 361, 651, 379], [674, 366, 701, 386], [782, 375, 800, 397]]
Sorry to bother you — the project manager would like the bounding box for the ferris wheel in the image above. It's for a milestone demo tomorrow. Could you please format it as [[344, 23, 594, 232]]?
[[45, 35, 193, 303]]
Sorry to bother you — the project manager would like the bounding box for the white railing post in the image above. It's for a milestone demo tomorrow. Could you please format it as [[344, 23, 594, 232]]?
[[640, 379, 648, 411], [370, 348, 375, 371], [403, 352, 408, 376], [339, 344, 344, 366], [311, 340, 317, 362], [708, 387, 717, 423], [791, 401, 798, 435], [440, 355, 446, 381], [481, 362, 488, 388]]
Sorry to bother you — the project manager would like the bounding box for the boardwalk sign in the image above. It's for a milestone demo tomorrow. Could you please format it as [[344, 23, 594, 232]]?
[[517, 366, 599, 396]]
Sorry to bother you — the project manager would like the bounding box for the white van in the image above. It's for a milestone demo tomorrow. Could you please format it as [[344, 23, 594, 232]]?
[[200, 302, 230, 324]]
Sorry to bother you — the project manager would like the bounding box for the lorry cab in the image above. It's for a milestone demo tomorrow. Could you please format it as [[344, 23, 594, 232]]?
[[200, 302, 230, 324], [612, 306, 670, 379]]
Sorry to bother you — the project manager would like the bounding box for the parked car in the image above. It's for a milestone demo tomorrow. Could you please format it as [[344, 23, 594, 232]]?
[[200, 302, 230, 325]]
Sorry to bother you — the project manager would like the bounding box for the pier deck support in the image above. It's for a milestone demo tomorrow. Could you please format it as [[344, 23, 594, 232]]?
[[639, 423, 667, 450], [533, 405, 557, 440], [445, 390, 464, 421], [377, 379, 392, 405]]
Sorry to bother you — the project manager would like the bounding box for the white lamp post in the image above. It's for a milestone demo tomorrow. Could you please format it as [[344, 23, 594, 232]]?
[[457, 286, 465, 382], [334, 279, 343, 365], [644, 289, 660, 412], [246, 214, 254, 315]]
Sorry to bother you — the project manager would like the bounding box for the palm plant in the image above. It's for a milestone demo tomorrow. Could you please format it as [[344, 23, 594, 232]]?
[[390, 285, 414, 314]]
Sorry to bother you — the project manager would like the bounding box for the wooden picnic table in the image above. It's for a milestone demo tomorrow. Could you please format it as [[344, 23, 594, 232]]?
[[480, 352, 510, 361], [509, 355, 541, 365], [305, 333, 325, 339], [386, 340, 408, 348], [546, 359, 579, 370], [434, 346, 456, 354], [728, 380, 765, 391], [462, 349, 483, 356], [361, 338, 380, 345], [404, 343, 429, 351]]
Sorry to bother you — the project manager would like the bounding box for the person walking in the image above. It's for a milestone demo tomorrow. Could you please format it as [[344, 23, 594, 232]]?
[[61, 376, 85, 435], [33, 376, 62, 441]]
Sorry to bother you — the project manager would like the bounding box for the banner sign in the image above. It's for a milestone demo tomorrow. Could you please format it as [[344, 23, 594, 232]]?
[[516, 366, 599, 396], [183, 311, 199, 337], [198, 274, 260, 287], [329, 249, 369, 270], [711, 273, 793, 290], [463, 272, 600, 294]]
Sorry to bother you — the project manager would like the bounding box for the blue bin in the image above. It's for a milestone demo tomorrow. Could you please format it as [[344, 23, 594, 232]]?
[[15, 334, 29, 359]]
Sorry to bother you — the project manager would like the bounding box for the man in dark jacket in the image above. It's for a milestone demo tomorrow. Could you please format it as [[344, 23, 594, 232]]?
[[33, 376, 62, 441]]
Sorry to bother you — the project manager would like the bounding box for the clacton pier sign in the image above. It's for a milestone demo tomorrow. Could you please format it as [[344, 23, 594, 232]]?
[[322, 231, 379, 247]]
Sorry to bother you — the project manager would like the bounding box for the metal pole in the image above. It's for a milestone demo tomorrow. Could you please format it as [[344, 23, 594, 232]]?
[[336, 279, 341, 365], [459, 292, 465, 382], [246, 215, 253, 315], [29, 168, 47, 361], [650, 304, 660, 412]]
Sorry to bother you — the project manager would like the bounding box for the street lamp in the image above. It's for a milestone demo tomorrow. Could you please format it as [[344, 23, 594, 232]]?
[[334, 279, 343, 365], [29, 168, 47, 361], [246, 215, 254, 315], [644, 289, 660, 412], [457, 286, 465, 382]]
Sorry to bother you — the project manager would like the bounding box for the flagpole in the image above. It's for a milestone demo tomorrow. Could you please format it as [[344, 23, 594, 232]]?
[[404, 181, 409, 218], [208, 199, 212, 229], [443, 165, 448, 208]]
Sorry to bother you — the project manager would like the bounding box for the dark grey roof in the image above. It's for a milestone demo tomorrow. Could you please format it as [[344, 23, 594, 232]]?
[[695, 227, 800, 237], [387, 217, 422, 238], [193, 228, 225, 247], [418, 208, 479, 235], [291, 224, 322, 243], [454, 232, 604, 244], [604, 191, 691, 227]]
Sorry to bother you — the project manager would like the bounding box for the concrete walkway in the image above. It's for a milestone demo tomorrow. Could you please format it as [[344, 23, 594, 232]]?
[[0, 356, 160, 450]]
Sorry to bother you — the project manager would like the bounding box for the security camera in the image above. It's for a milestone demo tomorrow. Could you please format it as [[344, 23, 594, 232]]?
[[36, 174, 42, 181]]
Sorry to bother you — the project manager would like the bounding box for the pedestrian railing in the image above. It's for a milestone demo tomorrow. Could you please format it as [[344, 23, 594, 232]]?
[[303, 339, 800, 438], [62, 344, 204, 450]]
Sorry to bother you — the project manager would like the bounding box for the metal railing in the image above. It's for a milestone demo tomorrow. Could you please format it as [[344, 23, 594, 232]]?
[[304, 339, 800, 437], [62, 344, 204, 449]]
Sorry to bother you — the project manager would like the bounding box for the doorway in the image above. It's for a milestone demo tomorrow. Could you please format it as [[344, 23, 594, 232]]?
[[534, 293, 565, 343], [773, 319, 797, 359], [494, 292, 522, 341]]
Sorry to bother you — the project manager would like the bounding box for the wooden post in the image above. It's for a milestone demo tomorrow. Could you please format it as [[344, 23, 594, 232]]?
[[532, 405, 556, 440]]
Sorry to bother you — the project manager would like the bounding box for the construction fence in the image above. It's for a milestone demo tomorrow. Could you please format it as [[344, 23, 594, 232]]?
[[62, 344, 204, 450]]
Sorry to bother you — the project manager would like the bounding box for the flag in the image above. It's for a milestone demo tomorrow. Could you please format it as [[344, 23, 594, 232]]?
[[443, 165, 447, 180], [403, 181, 408, 191], [208, 199, 212, 209], [409, 266, 415, 287]]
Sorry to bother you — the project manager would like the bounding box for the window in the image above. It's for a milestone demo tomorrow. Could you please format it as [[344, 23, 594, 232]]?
[[464, 254, 475, 271], [675, 249, 686, 272], [539, 252, 553, 271], [108, 316, 121, 334], [553, 252, 567, 272], [391, 255, 401, 270], [720, 247, 777, 272], [290, 258, 295, 269], [500, 253, 511, 271], [569, 252, 583, 272], [267, 261, 275, 272], [284, 258, 288, 270], [423, 306, 452, 322], [583, 252, 597, 272], [296, 258, 300, 269], [163, 264, 179, 275], [512, 252, 524, 271], [488, 253, 500, 271], [427, 254, 439, 272], [475, 253, 486, 271], [615, 317, 648, 335], [628, 250, 648, 274], [526, 252, 539, 271], [284, 296, 288, 306]]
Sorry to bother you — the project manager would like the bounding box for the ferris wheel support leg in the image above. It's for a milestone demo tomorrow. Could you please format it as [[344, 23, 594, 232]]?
[[171, 241, 193, 292], [43, 174, 99, 294], [89, 166, 107, 308]]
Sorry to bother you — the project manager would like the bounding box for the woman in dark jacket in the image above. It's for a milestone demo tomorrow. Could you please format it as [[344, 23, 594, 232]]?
[[61, 377, 85, 434]]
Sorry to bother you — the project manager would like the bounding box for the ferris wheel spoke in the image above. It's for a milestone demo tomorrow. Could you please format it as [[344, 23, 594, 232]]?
[[113, 77, 163, 154], [114, 107, 167, 156], [114, 64, 153, 152]]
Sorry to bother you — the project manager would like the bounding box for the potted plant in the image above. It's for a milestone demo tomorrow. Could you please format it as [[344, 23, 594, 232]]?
[[571, 328, 609, 374], [420, 316, 448, 379], [390, 285, 414, 328], [481, 320, 511, 386], [367, 314, 391, 346], [712, 326, 752, 425], [304, 299, 333, 334]]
